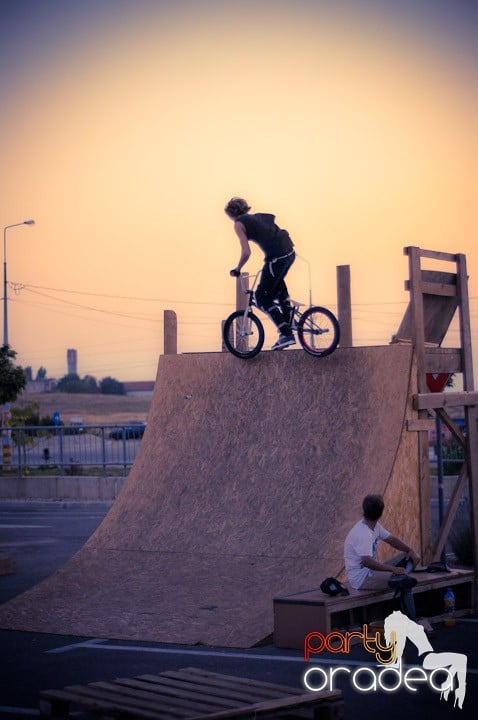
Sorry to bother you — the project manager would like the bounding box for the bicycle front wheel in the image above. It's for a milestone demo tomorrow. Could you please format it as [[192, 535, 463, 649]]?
[[222, 310, 265, 359], [297, 306, 340, 357]]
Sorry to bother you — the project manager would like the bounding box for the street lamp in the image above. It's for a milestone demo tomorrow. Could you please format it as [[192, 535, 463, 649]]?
[[3, 220, 35, 347]]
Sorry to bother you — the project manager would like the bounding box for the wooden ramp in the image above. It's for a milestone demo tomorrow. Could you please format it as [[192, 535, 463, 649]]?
[[0, 346, 421, 647], [39, 667, 343, 719]]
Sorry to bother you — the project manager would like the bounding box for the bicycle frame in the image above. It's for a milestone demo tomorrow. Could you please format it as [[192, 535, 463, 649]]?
[[224, 271, 340, 358], [237, 271, 259, 303]]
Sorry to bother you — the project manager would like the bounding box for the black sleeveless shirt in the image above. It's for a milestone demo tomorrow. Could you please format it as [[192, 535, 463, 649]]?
[[236, 213, 294, 261]]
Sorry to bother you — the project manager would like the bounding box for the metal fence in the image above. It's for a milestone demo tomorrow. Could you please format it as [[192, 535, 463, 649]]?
[[0, 424, 146, 476]]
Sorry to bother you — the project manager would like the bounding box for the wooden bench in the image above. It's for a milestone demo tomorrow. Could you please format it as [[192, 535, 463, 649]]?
[[39, 666, 344, 719], [274, 568, 475, 649]]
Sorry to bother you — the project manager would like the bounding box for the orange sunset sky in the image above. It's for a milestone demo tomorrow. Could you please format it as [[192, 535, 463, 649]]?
[[1, 0, 477, 382]]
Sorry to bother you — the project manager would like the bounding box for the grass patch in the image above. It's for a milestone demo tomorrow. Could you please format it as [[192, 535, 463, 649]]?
[[12, 392, 152, 425]]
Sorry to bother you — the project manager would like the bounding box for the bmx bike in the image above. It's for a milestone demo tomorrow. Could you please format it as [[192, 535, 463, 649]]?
[[222, 272, 340, 359]]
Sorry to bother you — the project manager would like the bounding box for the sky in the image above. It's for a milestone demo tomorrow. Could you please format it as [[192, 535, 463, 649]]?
[[0, 0, 477, 382]]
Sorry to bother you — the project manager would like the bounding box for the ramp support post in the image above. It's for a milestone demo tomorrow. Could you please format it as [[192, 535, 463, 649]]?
[[337, 265, 352, 347], [164, 310, 177, 355]]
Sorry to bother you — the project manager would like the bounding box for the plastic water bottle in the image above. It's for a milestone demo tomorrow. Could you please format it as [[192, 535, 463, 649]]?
[[444, 587, 456, 627]]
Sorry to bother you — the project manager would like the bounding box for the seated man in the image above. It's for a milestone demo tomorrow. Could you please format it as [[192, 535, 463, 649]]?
[[344, 494, 420, 591]]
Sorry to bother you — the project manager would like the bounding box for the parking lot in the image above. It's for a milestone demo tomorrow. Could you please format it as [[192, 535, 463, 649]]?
[[0, 501, 477, 719]]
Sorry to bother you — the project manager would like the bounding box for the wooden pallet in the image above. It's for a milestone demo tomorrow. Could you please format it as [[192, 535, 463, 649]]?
[[39, 666, 344, 719]]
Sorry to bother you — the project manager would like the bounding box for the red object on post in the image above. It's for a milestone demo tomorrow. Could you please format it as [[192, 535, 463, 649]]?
[[426, 373, 451, 393]]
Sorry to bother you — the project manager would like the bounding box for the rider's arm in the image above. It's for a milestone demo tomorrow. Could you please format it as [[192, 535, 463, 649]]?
[[384, 535, 421, 567], [230, 221, 251, 276], [361, 556, 407, 574]]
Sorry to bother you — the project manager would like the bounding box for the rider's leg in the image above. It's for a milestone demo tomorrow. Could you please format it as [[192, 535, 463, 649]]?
[[256, 264, 293, 338], [256, 255, 295, 335], [273, 256, 295, 326]]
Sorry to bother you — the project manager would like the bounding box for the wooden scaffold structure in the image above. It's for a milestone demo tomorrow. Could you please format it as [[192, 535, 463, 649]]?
[[393, 247, 478, 595]]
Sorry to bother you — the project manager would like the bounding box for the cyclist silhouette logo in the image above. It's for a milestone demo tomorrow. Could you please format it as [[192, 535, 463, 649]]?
[[384, 610, 467, 709]]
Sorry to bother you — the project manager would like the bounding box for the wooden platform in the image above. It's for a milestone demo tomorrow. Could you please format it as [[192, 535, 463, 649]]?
[[39, 667, 344, 719], [274, 568, 475, 649]]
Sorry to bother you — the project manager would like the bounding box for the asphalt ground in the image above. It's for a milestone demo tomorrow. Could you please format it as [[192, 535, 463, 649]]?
[[0, 501, 477, 719]]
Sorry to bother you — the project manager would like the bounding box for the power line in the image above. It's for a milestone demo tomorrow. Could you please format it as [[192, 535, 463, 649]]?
[[12, 279, 478, 310], [10, 281, 233, 308]]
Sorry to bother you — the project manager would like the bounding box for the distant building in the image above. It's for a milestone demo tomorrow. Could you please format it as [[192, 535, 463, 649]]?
[[67, 349, 77, 375], [122, 381, 155, 397], [22, 378, 57, 394]]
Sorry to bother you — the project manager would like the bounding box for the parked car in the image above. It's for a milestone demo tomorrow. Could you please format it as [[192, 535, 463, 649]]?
[[109, 422, 146, 440]]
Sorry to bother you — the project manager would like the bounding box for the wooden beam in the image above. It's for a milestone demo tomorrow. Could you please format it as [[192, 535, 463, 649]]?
[[419, 431, 433, 563], [432, 464, 468, 561], [163, 310, 177, 355], [407, 419, 435, 432], [435, 408, 466, 447], [337, 265, 352, 347], [465, 405, 478, 578], [404, 247, 457, 263], [405, 248, 433, 562], [421, 281, 457, 297], [456, 254, 478, 592], [408, 248, 427, 393], [404, 280, 457, 297], [457, 254, 474, 391], [414, 391, 478, 411], [425, 348, 462, 374]]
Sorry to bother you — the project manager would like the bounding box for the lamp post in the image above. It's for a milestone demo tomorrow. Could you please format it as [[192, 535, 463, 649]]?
[[2, 220, 35, 347]]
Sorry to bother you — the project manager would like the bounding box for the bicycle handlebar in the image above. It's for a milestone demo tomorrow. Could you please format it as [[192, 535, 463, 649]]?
[[230, 270, 261, 293]]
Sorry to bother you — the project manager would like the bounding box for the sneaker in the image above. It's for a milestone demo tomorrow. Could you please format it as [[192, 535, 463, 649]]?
[[271, 334, 296, 351]]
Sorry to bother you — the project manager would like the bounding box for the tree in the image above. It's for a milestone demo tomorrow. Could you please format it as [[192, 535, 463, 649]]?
[[83, 375, 99, 393], [55, 373, 85, 393], [0, 345, 27, 405], [99, 376, 126, 395], [54, 373, 99, 394]]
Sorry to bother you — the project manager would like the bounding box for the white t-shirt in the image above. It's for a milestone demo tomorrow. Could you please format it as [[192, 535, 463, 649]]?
[[344, 519, 391, 589]]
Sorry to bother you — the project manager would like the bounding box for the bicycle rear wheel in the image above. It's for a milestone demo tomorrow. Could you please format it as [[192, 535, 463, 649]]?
[[223, 310, 265, 359], [297, 306, 340, 357]]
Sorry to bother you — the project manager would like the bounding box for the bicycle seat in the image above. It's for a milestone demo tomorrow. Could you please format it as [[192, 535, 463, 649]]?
[[290, 299, 304, 308]]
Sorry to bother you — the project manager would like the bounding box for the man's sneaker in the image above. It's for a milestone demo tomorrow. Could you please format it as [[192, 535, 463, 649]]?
[[271, 334, 296, 351]]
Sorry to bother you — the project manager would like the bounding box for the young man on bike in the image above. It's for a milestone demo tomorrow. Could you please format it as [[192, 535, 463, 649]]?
[[225, 197, 296, 350]]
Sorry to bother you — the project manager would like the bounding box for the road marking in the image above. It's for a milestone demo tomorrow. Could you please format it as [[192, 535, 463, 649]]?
[[0, 524, 50, 529], [47, 639, 367, 665], [0, 540, 56, 548], [47, 638, 105, 654], [46, 639, 478, 672], [0, 707, 39, 717]]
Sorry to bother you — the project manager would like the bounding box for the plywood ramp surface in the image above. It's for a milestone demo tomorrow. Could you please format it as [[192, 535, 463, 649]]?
[[0, 346, 417, 647]]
